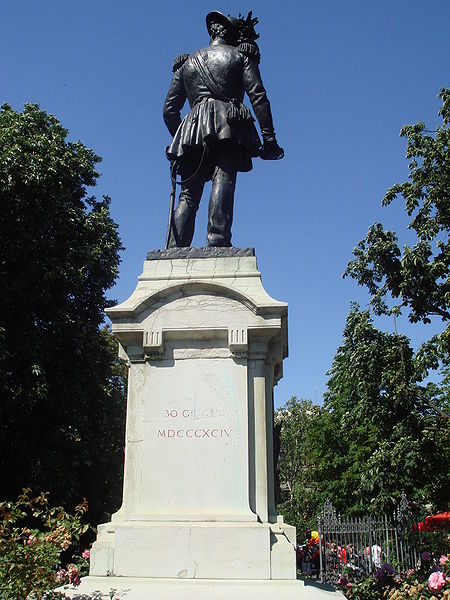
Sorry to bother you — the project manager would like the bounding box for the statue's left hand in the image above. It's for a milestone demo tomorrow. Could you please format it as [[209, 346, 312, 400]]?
[[260, 139, 284, 160]]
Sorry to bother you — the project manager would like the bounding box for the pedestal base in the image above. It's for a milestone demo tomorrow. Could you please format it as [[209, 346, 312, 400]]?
[[59, 576, 344, 599], [90, 520, 296, 580]]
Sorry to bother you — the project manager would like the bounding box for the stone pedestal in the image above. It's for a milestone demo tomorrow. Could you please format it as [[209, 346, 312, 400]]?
[[67, 249, 343, 599], [60, 576, 344, 599]]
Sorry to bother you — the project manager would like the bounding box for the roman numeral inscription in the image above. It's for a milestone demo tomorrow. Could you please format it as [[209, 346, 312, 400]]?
[[157, 428, 232, 438], [156, 406, 234, 439]]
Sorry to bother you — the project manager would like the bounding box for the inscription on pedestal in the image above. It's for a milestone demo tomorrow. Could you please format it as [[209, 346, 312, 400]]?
[[156, 406, 234, 439], [157, 428, 232, 438], [137, 356, 251, 518]]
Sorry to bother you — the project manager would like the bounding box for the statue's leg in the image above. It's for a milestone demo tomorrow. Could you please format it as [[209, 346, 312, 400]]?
[[206, 144, 238, 247], [168, 157, 206, 248]]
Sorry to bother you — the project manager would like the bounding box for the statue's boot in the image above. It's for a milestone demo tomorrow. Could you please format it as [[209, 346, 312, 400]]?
[[206, 153, 237, 247]]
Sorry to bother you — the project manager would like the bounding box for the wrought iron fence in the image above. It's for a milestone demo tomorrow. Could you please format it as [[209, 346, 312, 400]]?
[[317, 493, 422, 585]]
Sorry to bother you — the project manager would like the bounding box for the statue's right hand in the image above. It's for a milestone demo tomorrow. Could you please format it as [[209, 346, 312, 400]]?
[[260, 139, 284, 160]]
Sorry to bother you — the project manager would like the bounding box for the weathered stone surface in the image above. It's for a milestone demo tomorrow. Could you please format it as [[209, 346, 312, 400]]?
[[84, 253, 342, 596], [88, 254, 294, 581], [106, 254, 288, 323], [146, 247, 255, 260], [81, 254, 345, 597], [113, 522, 270, 579]]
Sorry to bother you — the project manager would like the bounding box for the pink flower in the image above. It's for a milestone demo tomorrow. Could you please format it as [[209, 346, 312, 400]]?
[[346, 583, 353, 588], [82, 549, 90, 559], [55, 568, 67, 583], [27, 534, 36, 545], [428, 571, 446, 591], [67, 564, 81, 586], [440, 555, 448, 566]]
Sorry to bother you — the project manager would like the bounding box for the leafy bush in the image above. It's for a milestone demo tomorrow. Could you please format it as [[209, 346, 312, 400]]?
[[339, 552, 450, 600], [0, 489, 90, 600]]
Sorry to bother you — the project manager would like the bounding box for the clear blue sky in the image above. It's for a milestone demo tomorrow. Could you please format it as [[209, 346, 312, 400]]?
[[2, 1, 449, 407]]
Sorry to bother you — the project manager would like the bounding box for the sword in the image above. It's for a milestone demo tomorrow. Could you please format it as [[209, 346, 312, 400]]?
[[165, 161, 177, 249]]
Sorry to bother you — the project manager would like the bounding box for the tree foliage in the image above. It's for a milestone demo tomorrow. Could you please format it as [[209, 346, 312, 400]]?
[[275, 397, 320, 535], [0, 104, 126, 523], [311, 306, 448, 516], [276, 307, 449, 531], [277, 91, 449, 531], [345, 88, 449, 377]]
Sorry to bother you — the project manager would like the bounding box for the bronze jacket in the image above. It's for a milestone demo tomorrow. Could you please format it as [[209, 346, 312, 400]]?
[[163, 39, 276, 171]]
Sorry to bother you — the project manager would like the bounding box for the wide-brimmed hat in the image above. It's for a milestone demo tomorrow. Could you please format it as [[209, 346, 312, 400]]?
[[206, 11, 238, 42]]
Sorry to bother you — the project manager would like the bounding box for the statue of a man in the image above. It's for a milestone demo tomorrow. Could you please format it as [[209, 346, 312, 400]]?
[[163, 11, 284, 248]]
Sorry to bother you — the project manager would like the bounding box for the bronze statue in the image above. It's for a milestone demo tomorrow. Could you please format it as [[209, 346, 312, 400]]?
[[163, 11, 284, 248]]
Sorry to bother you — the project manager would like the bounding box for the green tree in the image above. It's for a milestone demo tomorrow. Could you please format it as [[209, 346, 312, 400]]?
[[0, 104, 126, 523], [345, 88, 449, 378], [308, 305, 449, 515], [277, 92, 449, 526], [275, 397, 321, 535]]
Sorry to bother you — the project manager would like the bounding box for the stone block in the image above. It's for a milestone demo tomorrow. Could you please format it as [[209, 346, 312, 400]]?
[[270, 530, 297, 579], [113, 522, 270, 579]]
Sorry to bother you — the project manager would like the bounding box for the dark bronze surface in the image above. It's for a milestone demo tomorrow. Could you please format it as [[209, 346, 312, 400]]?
[[163, 11, 284, 248], [146, 246, 255, 261]]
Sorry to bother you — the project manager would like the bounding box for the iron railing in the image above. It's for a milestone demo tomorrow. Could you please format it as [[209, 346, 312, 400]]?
[[317, 493, 422, 585]]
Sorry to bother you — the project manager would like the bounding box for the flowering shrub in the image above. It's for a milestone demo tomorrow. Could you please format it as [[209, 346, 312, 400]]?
[[339, 552, 450, 600], [52, 549, 90, 590], [343, 576, 384, 600], [375, 563, 396, 580], [428, 571, 446, 592], [341, 563, 396, 600], [0, 489, 90, 599]]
